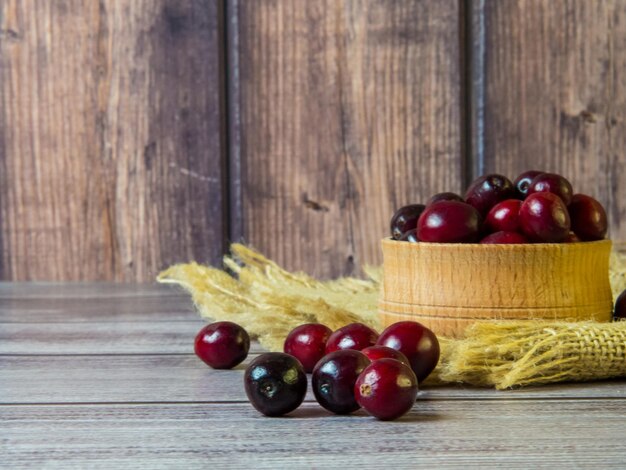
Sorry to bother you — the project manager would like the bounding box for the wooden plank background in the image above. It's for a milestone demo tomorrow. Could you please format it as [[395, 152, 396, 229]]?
[[0, 0, 624, 281]]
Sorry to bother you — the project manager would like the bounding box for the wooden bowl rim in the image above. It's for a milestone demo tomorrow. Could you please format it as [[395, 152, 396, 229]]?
[[382, 237, 612, 251]]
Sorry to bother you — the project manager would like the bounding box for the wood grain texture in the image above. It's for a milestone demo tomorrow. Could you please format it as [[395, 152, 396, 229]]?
[[233, 0, 463, 278], [4, 401, 626, 469], [471, 0, 626, 243], [0, 0, 226, 282], [3, 354, 626, 404]]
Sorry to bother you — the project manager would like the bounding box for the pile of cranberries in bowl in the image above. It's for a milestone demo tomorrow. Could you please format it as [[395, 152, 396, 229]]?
[[391, 171, 608, 244], [194, 320, 441, 421]]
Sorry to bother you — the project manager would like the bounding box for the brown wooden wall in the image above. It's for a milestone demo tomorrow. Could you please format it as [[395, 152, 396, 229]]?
[[0, 0, 624, 281]]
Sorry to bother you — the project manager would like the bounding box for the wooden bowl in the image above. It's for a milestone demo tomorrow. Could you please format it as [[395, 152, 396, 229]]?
[[379, 238, 613, 338]]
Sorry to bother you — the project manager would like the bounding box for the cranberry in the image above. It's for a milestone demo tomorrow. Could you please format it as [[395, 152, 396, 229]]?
[[485, 199, 522, 233], [194, 321, 250, 369], [528, 173, 573, 206], [312, 350, 370, 414], [361, 345, 410, 366], [464, 174, 516, 216], [355, 358, 418, 421], [519, 192, 571, 243], [513, 170, 544, 198], [390, 204, 426, 240], [417, 201, 482, 243], [480, 231, 528, 244], [283, 323, 333, 373], [325, 323, 378, 354], [426, 192, 464, 206], [568, 194, 608, 241], [244, 353, 307, 417], [377, 321, 440, 382], [615, 290, 626, 320], [564, 231, 581, 243], [399, 228, 419, 243]]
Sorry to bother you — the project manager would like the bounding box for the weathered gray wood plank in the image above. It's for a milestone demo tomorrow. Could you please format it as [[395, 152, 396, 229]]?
[[3, 401, 626, 469], [2, 355, 625, 404], [0, 282, 180, 299]]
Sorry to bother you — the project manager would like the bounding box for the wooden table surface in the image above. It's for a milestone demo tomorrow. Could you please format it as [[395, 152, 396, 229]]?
[[2, 283, 626, 469]]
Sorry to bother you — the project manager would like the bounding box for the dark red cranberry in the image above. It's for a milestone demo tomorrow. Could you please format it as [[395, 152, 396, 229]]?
[[464, 174, 516, 216], [568, 194, 608, 241], [486, 199, 522, 233], [417, 201, 482, 243], [194, 321, 250, 369], [528, 173, 574, 206], [377, 321, 440, 383], [519, 192, 571, 243], [564, 231, 581, 243], [312, 350, 370, 414], [283, 323, 332, 373], [244, 353, 307, 417], [390, 204, 426, 240], [399, 228, 419, 243], [480, 231, 528, 244], [426, 192, 464, 206], [325, 323, 378, 354], [615, 290, 626, 320], [361, 345, 410, 366], [355, 358, 418, 421], [513, 170, 544, 198]]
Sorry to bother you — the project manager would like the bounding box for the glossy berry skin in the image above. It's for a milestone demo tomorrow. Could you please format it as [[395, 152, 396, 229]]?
[[399, 228, 419, 243], [513, 170, 544, 198], [325, 323, 379, 354], [355, 358, 418, 421], [426, 192, 464, 206], [480, 231, 528, 244], [377, 321, 440, 383], [283, 323, 333, 373], [564, 231, 582, 243], [568, 194, 608, 241], [614, 290, 626, 320], [312, 350, 371, 414], [528, 173, 574, 206], [464, 174, 516, 216], [194, 322, 250, 369], [519, 192, 571, 243], [486, 199, 522, 233], [361, 345, 411, 366], [244, 353, 307, 417], [417, 201, 482, 243], [390, 204, 426, 240]]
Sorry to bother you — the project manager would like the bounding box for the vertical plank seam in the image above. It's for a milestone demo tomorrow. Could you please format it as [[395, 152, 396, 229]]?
[[0, 1, 6, 278], [459, 0, 471, 190], [224, 0, 243, 247], [470, 0, 486, 179]]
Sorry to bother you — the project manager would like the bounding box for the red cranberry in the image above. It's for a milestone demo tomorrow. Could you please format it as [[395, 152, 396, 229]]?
[[485, 199, 522, 233], [519, 192, 571, 243], [244, 353, 307, 417], [377, 321, 440, 382], [513, 170, 544, 198], [426, 192, 464, 206], [355, 358, 418, 421], [480, 231, 528, 244], [325, 323, 378, 354], [615, 290, 626, 320], [399, 228, 419, 243], [312, 350, 370, 414], [417, 201, 482, 243], [194, 321, 250, 369], [283, 323, 332, 373], [361, 345, 410, 366], [528, 173, 573, 206], [464, 174, 516, 216], [390, 204, 426, 240], [564, 231, 581, 243], [568, 194, 608, 241]]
